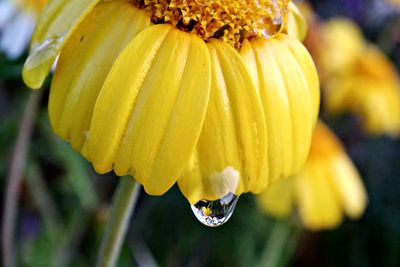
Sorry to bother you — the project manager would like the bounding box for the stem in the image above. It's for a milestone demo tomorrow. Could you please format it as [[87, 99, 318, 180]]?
[[129, 236, 159, 267], [257, 219, 301, 267], [2, 91, 42, 267], [26, 162, 61, 230], [96, 177, 141, 267]]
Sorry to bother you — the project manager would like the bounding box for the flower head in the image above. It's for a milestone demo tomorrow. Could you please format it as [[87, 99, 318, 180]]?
[[258, 121, 368, 231], [306, 18, 400, 136], [22, 0, 319, 203], [0, 0, 47, 59]]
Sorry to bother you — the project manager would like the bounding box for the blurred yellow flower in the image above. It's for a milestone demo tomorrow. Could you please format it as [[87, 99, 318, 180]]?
[[22, 0, 319, 203], [312, 19, 365, 80], [324, 46, 400, 136], [387, 0, 400, 7], [0, 0, 47, 59], [258, 121, 368, 231], [306, 18, 400, 137]]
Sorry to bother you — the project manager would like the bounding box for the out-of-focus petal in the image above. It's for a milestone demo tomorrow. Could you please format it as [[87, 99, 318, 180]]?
[[0, 10, 35, 59], [257, 178, 295, 218], [324, 46, 400, 136], [0, 1, 17, 28], [295, 162, 343, 230], [312, 18, 365, 79], [330, 156, 367, 219], [258, 121, 368, 231]]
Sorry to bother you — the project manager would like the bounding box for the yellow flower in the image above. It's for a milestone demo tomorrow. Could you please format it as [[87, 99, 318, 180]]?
[[22, 0, 319, 203], [306, 18, 365, 81], [324, 46, 400, 136], [0, 0, 47, 59], [314, 18, 400, 136], [386, 0, 400, 7], [258, 121, 368, 231]]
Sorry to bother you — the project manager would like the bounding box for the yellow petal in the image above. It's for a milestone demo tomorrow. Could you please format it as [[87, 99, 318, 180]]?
[[88, 25, 211, 195], [178, 39, 268, 204], [284, 35, 320, 123], [350, 78, 400, 136], [311, 122, 367, 219], [49, 1, 150, 156], [324, 46, 400, 137], [295, 163, 343, 231], [330, 156, 367, 219], [257, 178, 295, 218], [240, 34, 318, 182], [297, 121, 366, 230], [318, 18, 365, 76], [285, 3, 308, 42], [23, 0, 101, 89], [259, 121, 368, 230]]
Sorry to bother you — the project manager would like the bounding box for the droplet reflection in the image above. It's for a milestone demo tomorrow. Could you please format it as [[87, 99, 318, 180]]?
[[191, 193, 239, 227]]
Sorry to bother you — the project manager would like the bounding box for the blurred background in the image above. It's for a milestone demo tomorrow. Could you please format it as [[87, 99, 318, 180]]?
[[1, 0, 400, 266]]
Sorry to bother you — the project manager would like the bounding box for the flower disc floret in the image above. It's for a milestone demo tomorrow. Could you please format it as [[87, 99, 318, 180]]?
[[138, 0, 289, 48]]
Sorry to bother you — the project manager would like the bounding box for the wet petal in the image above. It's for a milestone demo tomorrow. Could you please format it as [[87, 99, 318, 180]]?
[[89, 25, 211, 195], [241, 34, 318, 182], [178, 39, 268, 204], [49, 1, 150, 156], [23, 0, 101, 89]]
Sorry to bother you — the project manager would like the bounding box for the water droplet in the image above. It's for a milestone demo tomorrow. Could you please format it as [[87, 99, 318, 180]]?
[[259, 0, 283, 39], [23, 34, 65, 88], [191, 193, 239, 227], [28, 35, 65, 68]]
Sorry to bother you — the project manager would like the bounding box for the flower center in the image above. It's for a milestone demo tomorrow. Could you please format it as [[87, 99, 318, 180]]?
[[135, 0, 289, 48]]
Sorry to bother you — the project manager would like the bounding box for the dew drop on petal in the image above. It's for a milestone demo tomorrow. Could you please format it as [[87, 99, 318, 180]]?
[[27, 35, 64, 68], [191, 193, 239, 227], [259, 0, 283, 39], [23, 34, 65, 88]]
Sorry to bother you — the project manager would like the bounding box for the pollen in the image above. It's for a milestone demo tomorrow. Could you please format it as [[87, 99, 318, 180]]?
[[136, 0, 290, 48]]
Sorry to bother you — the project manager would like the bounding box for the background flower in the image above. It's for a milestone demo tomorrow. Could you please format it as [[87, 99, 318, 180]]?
[[306, 17, 400, 136], [258, 121, 367, 231], [0, 0, 46, 59]]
